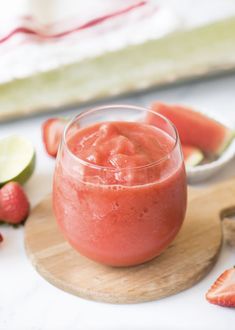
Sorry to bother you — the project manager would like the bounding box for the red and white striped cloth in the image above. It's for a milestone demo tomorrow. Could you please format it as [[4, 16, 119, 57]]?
[[0, 1, 151, 44], [0, 0, 181, 83]]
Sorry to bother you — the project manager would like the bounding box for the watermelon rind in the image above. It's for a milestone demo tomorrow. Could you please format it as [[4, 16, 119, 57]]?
[[151, 102, 235, 157], [217, 129, 235, 156], [185, 149, 204, 168]]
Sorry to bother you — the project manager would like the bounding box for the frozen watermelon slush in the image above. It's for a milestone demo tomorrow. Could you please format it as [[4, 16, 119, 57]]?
[[53, 106, 187, 267]]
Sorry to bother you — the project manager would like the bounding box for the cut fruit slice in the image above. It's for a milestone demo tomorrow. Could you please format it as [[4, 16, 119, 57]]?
[[0, 135, 35, 187], [182, 145, 203, 167], [148, 102, 234, 156], [206, 267, 235, 307], [42, 118, 67, 158]]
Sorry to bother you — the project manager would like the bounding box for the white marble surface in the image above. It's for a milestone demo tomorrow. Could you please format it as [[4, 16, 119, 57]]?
[[0, 74, 235, 330]]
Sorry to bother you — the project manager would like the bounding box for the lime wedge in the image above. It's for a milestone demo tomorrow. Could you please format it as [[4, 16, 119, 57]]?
[[0, 135, 35, 187]]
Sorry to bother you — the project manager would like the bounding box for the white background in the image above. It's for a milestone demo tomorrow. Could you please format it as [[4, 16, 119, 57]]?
[[1, 1, 235, 329], [1, 73, 235, 330]]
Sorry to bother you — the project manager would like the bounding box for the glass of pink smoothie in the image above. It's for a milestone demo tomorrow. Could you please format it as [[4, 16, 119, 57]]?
[[53, 105, 187, 267]]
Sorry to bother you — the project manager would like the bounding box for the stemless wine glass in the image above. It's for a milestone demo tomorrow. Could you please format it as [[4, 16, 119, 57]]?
[[53, 105, 187, 267]]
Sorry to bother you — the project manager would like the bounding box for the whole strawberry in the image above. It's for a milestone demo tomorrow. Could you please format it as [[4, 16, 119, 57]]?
[[0, 182, 30, 224], [0, 232, 3, 243]]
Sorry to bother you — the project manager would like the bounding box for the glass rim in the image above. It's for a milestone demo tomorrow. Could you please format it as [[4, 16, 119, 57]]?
[[62, 104, 179, 171]]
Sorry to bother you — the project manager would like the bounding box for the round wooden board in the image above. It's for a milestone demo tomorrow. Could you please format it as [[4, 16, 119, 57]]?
[[25, 179, 235, 304]]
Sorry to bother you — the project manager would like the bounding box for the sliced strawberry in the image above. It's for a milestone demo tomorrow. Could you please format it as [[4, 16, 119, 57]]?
[[0, 182, 30, 225], [206, 267, 235, 307], [42, 118, 67, 158]]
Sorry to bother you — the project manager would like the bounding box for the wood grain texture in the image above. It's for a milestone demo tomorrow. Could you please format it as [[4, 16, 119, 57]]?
[[24, 179, 235, 304]]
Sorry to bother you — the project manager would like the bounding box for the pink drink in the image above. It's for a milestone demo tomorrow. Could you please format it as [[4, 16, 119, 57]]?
[[53, 105, 187, 266]]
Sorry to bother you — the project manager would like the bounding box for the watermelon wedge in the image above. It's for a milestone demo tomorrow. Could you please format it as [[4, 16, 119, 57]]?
[[182, 145, 203, 167], [148, 102, 234, 156]]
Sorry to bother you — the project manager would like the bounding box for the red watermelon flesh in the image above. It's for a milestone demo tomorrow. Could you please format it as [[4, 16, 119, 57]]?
[[182, 145, 203, 167], [148, 102, 234, 156]]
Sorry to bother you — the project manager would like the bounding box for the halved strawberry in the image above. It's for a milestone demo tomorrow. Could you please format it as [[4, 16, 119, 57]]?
[[0, 182, 30, 225], [206, 267, 235, 307], [42, 118, 67, 158]]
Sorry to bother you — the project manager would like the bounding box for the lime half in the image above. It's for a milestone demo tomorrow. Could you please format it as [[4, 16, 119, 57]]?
[[0, 135, 35, 187]]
